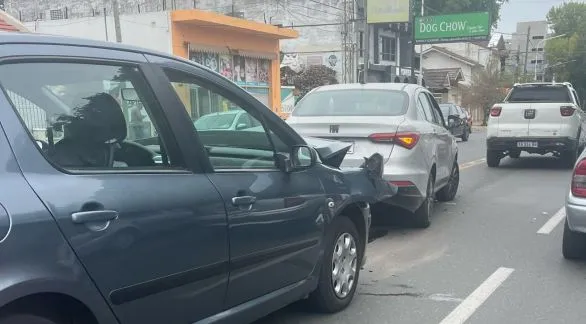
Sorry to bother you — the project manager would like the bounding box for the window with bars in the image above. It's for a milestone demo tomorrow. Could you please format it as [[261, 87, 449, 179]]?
[[381, 36, 396, 62]]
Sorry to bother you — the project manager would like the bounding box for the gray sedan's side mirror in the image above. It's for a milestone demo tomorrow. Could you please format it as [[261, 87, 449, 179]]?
[[276, 145, 317, 173]]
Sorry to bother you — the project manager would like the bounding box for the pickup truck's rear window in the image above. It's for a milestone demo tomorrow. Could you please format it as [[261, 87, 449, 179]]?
[[507, 86, 572, 103]]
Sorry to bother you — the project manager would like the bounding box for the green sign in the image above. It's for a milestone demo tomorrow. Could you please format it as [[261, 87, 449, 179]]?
[[415, 12, 490, 44]]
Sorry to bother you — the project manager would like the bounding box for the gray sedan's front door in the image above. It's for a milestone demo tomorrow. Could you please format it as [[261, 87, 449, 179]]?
[[0, 47, 229, 324]]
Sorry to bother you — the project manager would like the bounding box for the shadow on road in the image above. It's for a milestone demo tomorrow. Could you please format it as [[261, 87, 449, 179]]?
[[498, 154, 575, 170]]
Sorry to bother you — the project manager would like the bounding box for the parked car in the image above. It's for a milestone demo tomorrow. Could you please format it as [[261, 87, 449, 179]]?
[[460, 107, 473, 133], [0, 33, 396, 324], [286, 83, 460, 228], [193, 110, 260, 131], [563, 150, 586, 259], [439, 103, 469, 141], [486, 82, 585, 168]]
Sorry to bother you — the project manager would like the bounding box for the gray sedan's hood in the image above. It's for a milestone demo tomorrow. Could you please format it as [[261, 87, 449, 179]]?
[[303, 136, 352, 168]]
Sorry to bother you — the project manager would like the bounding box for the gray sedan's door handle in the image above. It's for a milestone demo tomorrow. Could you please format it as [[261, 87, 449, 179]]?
[[232, 196, 257, 206], [71, 210, 119, 224]]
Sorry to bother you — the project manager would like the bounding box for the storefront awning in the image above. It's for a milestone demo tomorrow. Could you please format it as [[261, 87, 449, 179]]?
[[172, 10, 298, 40]]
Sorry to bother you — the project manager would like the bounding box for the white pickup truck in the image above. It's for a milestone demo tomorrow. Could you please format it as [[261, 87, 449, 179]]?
[[486, 82, 586, 168]]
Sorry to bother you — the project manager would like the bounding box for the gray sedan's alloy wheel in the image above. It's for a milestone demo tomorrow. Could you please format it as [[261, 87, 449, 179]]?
[[331, 232, 358, 299], [308, 216, 362, 313]]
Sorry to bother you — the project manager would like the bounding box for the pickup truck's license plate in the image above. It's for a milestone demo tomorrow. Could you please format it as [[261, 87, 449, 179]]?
[[517, 141, 538, 148]]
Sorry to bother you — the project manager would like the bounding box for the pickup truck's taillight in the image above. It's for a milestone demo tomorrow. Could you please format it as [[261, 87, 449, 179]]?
[[490, 106, 502, 117], [560, 106, 576, 117], [368, 132, 420, 149], [572, 158, 586, 197]]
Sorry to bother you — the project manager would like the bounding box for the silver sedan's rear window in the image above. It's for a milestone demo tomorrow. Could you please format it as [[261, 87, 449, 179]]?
[[292, 89, 409, 117]]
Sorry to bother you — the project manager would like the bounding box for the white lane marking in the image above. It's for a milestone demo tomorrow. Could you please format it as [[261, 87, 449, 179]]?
[[537, 207, 566, 235], [460, 158, 486, 170], [439, 267, 515, 324]]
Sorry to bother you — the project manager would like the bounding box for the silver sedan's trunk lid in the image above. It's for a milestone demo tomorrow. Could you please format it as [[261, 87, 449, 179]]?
[[287, 115, 405, 167]]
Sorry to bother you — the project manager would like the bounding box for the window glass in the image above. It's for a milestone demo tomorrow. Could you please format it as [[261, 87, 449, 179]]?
[[507, 86, 572, 103], [163, 68, 286, 170], [415, 96, 429, 121], [0, 62, 177, 170], [293, 89, 408, 117], [427, 94, 445, 125], [418, 93, 437, 124]]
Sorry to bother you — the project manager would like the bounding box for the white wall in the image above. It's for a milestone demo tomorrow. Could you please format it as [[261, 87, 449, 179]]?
[[23, 11, 171, 54], [423, 52, 473, 81]]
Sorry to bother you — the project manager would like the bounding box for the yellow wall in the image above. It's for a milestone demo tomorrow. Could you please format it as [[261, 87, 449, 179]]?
[[170, 13, 288, 114]]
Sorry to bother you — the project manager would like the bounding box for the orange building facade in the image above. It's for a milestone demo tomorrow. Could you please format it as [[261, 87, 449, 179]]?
[[170, 10, 297, 118]]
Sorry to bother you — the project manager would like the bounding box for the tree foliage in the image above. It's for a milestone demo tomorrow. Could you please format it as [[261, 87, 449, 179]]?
[[461, 58, 509, 125], [293, 65, 337, 99], [412, 0, 508, 28], [545, 2, 586, 98]]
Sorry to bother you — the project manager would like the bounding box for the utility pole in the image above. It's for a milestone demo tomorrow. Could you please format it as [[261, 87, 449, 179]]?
[[363, 0, 369, 83], [418, 0, 424, 85], [514, 44, 520, 82], [112, 0, 122, 43], [523, 26, 531, 77], [103, 7, 109, 41]]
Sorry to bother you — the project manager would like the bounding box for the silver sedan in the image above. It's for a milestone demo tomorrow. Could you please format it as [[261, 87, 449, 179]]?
[[287, 83, 460, 228], [563, 148, 586, 259]]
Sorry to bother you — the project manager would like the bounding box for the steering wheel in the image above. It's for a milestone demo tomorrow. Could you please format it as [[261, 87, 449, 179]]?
[[115, 140, 159, 167]]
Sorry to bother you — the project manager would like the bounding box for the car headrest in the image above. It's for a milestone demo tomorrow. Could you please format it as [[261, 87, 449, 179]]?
[[59, 92, 127, 144]]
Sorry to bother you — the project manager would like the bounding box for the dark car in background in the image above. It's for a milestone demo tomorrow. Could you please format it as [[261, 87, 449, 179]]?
[[440, 103, 470, 141], [0, 33, 395, 324]]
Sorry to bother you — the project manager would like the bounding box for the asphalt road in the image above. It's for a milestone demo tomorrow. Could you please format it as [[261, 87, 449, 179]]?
[[255, 130, 585, 324]]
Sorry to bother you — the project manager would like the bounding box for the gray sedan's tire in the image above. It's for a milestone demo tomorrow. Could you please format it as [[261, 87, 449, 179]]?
[[563, 219, 586, 260], [436, 162, 459, 202], [412, 174, 434, 228], [308, 216, 362, 313]]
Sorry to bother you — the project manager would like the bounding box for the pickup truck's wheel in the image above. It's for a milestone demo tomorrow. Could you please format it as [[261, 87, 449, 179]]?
[[563, 219, 586, 260], [487, 150, 501, 167], [461, 128, 469, 142], [436, 162, 459, 202], [412, 174, 434, 228], [309, 216, 362, 313], [509, 151, 521, 159]]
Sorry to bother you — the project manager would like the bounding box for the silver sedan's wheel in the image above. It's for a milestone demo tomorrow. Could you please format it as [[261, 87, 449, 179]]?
[[331, 232, 358, 298]]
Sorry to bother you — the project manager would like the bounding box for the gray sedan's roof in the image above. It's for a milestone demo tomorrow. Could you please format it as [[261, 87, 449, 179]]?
[[310, 83, 425, 96], [0, 32, 173, 58]]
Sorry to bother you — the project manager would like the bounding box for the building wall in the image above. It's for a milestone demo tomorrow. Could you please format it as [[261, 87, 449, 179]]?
[[23, 11, 171, 54], [510, 20, 548, 79], [7, 0, 347, 81], [423, 53, 473, 81]]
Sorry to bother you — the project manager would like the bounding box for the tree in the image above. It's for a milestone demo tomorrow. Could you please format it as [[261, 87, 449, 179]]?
[[461, 58, 508, 125], [412, 0, 508, 29], [293, 65, 337, 100], [545, 2, 586, 98]]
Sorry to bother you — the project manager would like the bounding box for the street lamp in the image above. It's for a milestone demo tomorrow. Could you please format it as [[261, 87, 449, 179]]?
[[534, 33, 566, 81]]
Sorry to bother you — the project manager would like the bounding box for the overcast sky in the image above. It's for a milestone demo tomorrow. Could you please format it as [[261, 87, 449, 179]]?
[[497, 0, 571, 34]]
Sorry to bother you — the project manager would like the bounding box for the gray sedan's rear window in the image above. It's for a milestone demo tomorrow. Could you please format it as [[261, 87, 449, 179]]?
[[292, 89, 408, 117]]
